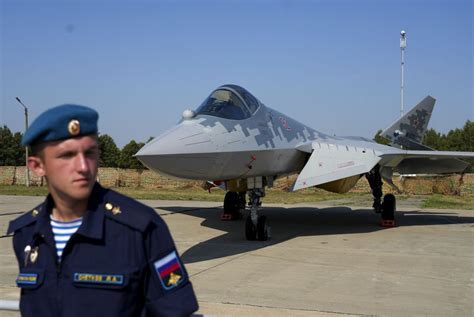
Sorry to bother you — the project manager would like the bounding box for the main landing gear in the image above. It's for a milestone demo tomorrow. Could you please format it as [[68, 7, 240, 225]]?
[[222, 191, 245, 220], [222, 169, 397, 240], [366, 165, 396, 227]]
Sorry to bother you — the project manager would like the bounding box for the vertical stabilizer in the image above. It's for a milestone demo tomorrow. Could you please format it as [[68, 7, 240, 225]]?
[[381, 96, 435, 149]]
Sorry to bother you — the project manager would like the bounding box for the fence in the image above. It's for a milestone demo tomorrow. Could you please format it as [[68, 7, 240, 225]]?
[[0, 166, 472, 195]]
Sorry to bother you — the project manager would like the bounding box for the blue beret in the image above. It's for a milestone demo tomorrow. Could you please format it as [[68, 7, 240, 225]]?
[[22, 104, 99, 146]]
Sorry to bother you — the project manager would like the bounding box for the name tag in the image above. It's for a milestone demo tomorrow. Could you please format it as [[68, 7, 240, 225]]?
[[16, 273, 38, 285], [73, 273, 124, 285]]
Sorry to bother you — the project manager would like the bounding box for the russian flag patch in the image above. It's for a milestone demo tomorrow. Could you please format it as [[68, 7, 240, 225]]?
[[154, 251, 185, 291]]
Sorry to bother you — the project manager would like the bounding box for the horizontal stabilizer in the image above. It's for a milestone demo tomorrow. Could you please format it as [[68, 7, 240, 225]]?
[[379, 150, 474, 174], [395, 158, 469, 174]]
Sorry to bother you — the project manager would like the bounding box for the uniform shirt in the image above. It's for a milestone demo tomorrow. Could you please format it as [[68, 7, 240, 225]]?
[[8, 183, 198, 317]]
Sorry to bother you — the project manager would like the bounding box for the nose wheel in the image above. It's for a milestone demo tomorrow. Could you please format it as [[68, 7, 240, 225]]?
[[257, 215, 269, 241], [245, 216, 257, 240], [246, 215, 269, 241], [245, 188, 269, 241]]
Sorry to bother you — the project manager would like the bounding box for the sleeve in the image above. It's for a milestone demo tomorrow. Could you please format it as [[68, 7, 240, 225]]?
[[143, 217, 199, 317]]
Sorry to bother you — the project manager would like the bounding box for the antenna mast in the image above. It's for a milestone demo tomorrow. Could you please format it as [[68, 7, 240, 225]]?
[[400, 30, 407, 118]]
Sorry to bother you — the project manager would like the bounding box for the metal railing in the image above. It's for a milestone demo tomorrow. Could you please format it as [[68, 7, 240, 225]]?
[[0, 300, 19, 311]]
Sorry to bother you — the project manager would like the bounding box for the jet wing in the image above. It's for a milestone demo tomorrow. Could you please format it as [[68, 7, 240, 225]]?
[[290, 142, 381, 191], [291, 141, 474, 191]]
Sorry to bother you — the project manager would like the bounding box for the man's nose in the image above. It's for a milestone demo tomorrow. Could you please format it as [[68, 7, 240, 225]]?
[[76, 153, 90, 172]]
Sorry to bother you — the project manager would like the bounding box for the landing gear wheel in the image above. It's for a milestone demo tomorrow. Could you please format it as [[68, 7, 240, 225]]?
[[238, 192, 246, 210], [245, 216, 257, 240], [223, 192, 241, 220], [257, 215, 269, 241], [382, 194, 396, 220]]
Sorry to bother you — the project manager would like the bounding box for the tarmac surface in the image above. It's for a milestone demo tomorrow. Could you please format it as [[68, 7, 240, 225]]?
[[0, 195, 473, 316]]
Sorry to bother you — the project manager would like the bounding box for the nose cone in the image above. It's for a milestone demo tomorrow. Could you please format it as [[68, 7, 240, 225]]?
[[137, 124, 191, 156], [136, 122, 218, 179]]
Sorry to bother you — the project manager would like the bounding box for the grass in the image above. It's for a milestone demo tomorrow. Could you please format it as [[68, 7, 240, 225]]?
[[0, 185, 357, 203], [115, 187, 226, 201], [1, 185, 472, 210], [422, 194, 474, 210], [0, 185, 49, 196], [101, 186, 356, 204]]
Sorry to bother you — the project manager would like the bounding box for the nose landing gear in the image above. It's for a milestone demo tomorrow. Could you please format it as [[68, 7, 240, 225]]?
[[221, 186, 270, 240], [245, 188, 269, 241]]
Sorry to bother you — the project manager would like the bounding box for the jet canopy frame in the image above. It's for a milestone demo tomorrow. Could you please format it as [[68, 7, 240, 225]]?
[[195, 84, 261, 120]]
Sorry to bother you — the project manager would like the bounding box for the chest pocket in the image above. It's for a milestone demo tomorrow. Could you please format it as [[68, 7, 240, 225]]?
[[66, 268, 143, 316], [16, 268, 45, 290]]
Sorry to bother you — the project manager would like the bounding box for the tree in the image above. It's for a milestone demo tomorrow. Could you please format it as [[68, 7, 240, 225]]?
[[0, 126, 24, 166], [445, 128, 464, 151], [118, 140, 145, 169], [13, 132, 25, 165], [460, 120, 474, 171], [461, 120, 473, 151], [422, 121, 474, 172], [98, 134, 120, 167]]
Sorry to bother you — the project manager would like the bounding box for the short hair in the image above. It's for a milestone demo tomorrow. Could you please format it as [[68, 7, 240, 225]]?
[[30, 143, 46, 158]]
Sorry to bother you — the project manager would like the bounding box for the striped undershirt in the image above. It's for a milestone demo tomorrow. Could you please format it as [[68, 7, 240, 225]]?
[[50, 215, 82, 261]]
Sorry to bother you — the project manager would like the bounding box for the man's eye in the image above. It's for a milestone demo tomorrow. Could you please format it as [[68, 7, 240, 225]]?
[[86, 149, 98, 157], [59, 152, 75, 158]]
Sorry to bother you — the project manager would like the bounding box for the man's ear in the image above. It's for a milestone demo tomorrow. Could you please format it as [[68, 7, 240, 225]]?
[[28, 156, 46, 177]]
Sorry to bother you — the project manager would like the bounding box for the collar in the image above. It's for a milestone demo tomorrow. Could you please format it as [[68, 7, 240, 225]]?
[[75, 183, 105, 240], [32, 182, 106, 241]]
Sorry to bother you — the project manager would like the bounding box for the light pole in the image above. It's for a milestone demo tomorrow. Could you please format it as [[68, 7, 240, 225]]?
[[15, 97, 30, 187], [400, 30, 407, 118]]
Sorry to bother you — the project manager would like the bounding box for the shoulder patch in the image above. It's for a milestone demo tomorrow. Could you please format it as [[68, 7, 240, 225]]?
[[102, 189, 157, 232], [153, 251, 187, 291], [7, 204, 44, 234]]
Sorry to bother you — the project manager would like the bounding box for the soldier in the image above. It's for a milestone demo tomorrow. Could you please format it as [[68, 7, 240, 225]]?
[[7, 104, 198, 316]]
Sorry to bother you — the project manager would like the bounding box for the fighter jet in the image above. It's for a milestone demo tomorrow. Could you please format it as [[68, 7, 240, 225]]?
[[136, 84, 474, 241]]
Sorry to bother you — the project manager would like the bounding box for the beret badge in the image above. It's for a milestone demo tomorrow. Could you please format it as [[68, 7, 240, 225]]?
[[68, 120, 81, 136]]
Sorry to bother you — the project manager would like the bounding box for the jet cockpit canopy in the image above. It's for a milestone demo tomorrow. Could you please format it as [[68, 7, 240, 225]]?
[[195, 84, 261, 120]]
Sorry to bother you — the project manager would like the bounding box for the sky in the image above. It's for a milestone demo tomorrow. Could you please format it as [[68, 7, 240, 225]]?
[[1, 0, 472, 148]]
